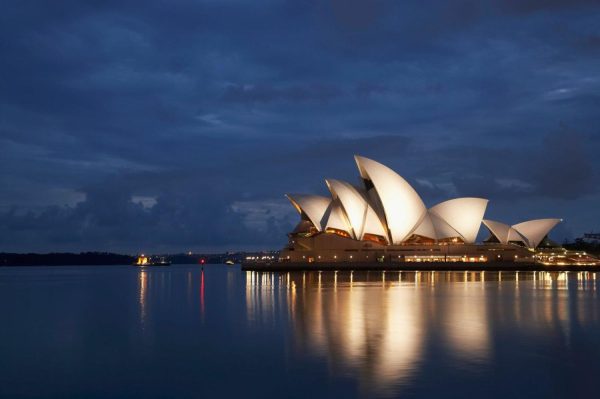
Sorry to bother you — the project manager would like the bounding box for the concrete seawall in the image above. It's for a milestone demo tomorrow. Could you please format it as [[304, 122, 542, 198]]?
[[241, 261, 600, 272]]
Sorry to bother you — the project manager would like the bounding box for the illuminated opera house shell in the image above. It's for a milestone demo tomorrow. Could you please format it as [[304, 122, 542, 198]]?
[[286, 156, 560, 249], [482, 218, 562, 249]]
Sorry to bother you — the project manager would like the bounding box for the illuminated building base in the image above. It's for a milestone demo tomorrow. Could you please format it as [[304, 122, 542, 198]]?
[[278, 233, 536, 263], [241, 233, 600, 270]]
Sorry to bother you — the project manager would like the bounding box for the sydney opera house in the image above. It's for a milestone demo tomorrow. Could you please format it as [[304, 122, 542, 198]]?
[[279, 155, 575, 265]]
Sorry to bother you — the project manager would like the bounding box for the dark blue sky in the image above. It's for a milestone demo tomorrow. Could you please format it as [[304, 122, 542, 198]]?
[[1, 1, 599, 253]]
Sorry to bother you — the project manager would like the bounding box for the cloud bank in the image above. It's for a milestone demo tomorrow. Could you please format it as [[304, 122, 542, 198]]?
[[1, 1, 599, 251]]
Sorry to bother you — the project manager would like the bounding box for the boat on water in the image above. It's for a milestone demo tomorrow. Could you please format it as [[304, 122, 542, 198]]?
[[134, 255, 171, 266]]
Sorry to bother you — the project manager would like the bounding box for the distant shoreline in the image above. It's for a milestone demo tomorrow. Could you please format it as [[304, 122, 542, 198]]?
[[0, 251, 277, 266], [0, 252, 135, 267]]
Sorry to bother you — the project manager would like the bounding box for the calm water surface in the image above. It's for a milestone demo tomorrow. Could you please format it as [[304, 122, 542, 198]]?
[[1, 265, 599, 398]]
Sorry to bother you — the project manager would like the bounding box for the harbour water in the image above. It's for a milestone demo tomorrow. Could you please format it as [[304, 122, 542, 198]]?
[[1, 265, 599, 398]]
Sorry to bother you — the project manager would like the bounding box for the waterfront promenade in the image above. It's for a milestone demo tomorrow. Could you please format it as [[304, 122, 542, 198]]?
[[242, 261, 600, 272]]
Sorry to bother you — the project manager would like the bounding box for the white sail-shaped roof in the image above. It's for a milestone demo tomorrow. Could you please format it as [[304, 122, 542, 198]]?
[[412, 211, 462, 241], [363, 206, 388, 240], [482, 220, 513, 244], [507, 228, 525, 243], [483, 219, 527, 245], [354, 155, 426, 244], [429, 198, 488, 243], [324, 200, 353, 235], [325, 179, 387, 240], [430, 212, 462, 240], [483, 218, 560, 248], [325, 179, 362, 238], [285, 194, 331, 231], [512, 218, 562, 248], [285, 157, 562, 248], [411, 212, 437, 239]]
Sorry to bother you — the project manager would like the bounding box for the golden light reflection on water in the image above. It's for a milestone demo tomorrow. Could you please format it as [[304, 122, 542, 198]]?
[[139, 270, 148, 329], [245, 270, 599, 396]]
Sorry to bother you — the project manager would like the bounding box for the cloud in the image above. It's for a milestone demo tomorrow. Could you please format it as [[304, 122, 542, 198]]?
[[427, 130, 599, 201], [497, 0, 599, 15], [2, 130, 596, 251], [222, 83, 343, 104], [531, 131, 596, 199], [1, 1, 599, 250]]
